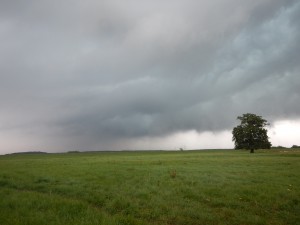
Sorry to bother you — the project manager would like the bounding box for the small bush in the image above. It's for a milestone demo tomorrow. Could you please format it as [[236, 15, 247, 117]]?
[[169, 170, 177, 179]]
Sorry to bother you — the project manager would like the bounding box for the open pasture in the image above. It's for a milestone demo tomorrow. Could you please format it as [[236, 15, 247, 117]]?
[[0, 149, 299, 225]]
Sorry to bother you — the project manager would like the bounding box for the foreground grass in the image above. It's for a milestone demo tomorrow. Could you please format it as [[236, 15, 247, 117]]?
[[0, 149, 299, 225]]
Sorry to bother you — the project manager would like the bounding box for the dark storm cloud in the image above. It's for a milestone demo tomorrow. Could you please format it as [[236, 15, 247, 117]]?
[[0, 0, 299, 152]]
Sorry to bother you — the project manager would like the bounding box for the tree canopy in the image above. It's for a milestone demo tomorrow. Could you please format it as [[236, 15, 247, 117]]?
[[232, 113, 271, 153]]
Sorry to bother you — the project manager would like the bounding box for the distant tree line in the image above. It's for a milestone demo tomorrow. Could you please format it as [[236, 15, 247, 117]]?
[[291, 145, 300, 148], [271, 145, 300, 149]]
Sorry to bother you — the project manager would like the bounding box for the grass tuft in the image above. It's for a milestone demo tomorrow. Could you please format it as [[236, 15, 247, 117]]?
[[169, 169, 177, 179]]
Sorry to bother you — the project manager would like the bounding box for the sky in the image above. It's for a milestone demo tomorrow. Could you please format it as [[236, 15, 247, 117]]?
[[0, 0, 300, 154]]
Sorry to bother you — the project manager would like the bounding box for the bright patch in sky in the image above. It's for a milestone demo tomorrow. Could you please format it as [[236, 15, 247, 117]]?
[[269, 120, 300, 147], [127, 119, 300, 150], [124, 130, 233, 150]]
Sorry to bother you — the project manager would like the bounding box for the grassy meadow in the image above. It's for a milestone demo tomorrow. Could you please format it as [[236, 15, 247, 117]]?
[[0, 149, 299, 225]]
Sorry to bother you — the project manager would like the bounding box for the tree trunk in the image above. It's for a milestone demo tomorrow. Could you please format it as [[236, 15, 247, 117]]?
[[250, 149, 254, 153]]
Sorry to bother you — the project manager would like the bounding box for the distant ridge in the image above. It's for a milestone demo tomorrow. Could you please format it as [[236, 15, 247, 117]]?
[[7, 151, 47, 155]]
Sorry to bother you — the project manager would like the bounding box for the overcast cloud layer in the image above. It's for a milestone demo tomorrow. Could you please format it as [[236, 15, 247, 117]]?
[[0, 0, 300, 153]]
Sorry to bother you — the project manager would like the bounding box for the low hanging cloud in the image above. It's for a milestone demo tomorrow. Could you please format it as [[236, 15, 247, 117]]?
[[0, 0, 299, 153]]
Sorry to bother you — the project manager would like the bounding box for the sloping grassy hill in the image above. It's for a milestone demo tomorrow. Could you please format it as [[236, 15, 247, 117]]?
[[0, 149, 299, 225]]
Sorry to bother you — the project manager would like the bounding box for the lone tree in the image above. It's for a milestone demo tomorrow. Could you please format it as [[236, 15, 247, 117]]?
[[232, 113, 271, 153]]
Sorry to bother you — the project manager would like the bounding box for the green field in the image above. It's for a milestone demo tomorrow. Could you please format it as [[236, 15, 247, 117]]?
[[0, 149, 299, 225]]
